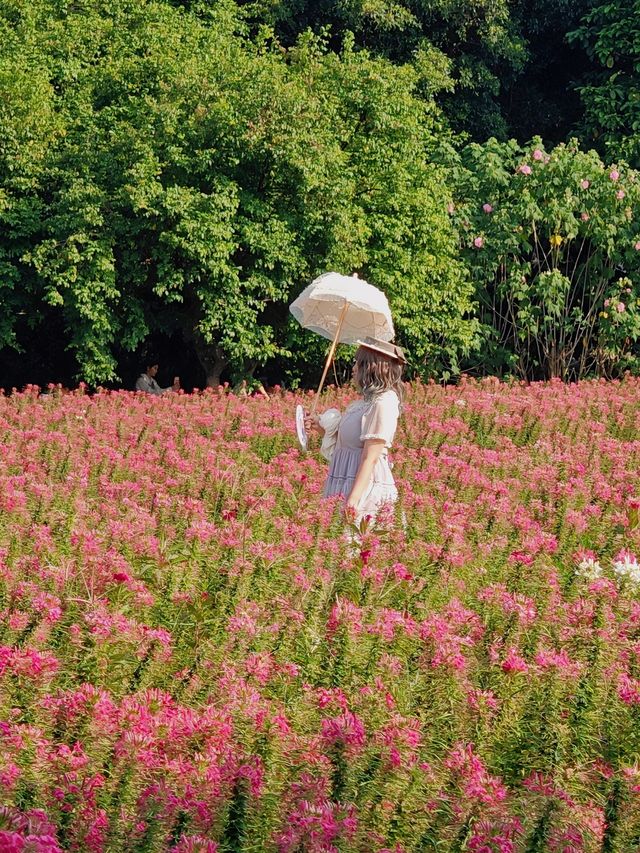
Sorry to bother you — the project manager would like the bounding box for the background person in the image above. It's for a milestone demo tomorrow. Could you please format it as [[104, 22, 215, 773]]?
[[135, 361, 180, 396], [232, 376, 270, 399], [305, 337, 406, 524]]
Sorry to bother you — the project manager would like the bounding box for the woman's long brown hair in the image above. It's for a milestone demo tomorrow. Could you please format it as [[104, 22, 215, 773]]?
[[354, 347, 404, 405]]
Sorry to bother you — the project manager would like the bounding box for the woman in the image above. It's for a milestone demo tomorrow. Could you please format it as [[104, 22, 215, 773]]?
[[135, 359, 180, 396], [306, 336, 406, 524]]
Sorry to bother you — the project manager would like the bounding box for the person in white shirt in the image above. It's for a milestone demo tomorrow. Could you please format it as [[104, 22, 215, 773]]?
[[135, 361, 180, 396]]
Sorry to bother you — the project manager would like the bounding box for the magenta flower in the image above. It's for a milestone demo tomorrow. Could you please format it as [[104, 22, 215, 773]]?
[[173, 837, 218, 852], [444, 743, 507, 805], [321, 711, 366, 749], [482, 203, 493, 214], [618, 673, 640, 705], [534, 647, 582, 677], [617, 301, 626, 313], [112, 571, 130, 583], [501, 647, 529, 674]]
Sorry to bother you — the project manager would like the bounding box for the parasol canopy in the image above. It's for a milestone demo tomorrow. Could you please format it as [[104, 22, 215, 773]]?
[[290, 271, 396, 444], [289, 272, 394, 344]]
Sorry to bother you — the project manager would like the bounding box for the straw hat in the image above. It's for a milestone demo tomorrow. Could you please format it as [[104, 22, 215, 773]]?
[[356, 336, 407, 363]]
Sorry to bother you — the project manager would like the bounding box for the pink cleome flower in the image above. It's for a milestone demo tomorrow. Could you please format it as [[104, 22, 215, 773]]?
[[321, 711, 366, 749], [501, 647, 529, 674]]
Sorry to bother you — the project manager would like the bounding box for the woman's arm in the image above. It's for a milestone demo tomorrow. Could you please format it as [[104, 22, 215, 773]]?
[[304, 412, 325, 436], [345, 439, 386, 512]]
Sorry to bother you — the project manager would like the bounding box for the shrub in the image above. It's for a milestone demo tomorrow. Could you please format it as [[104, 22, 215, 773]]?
[[450, 137, 640, 379]]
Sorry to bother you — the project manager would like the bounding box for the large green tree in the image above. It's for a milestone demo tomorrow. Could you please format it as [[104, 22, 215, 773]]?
[[0, 0, 475, 385]]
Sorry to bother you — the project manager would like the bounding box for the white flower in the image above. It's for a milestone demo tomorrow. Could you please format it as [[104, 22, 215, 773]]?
[[577, 558, 603, 581], [612, 554, 640, 587]]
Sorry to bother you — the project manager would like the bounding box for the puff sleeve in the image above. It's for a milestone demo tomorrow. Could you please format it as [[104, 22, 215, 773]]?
[[318, 408, 341, 462], [360, 391, 400, 448]]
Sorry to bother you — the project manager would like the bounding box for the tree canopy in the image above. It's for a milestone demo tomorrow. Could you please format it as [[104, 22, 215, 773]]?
[[0, 0, 477, 386], [569, 0, 640, 167], [0, 0, 638, 387]]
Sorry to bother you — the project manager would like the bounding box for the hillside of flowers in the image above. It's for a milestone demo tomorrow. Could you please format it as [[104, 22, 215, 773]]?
[[1, 379, 640, 852]]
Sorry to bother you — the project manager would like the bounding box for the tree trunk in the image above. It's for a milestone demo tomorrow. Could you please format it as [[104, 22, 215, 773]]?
[[193, 336, 228, 388], [180, 287, 229, 388]]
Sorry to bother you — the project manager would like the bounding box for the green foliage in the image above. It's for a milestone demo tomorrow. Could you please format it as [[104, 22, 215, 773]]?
[[569, 0, 640, 167], [0, 3, 61, 355], [239, 0, 604, 144], [450, 137, 640, 379], [4, 0, 639, 388], [0, 0, 473, 385], [240, 0, 526, 139]]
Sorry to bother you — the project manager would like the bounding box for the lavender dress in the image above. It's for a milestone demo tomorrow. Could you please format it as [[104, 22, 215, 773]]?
[[323, 390, 400, 520]]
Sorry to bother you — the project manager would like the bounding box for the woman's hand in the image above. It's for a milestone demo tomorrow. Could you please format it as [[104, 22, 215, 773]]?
[[344, 499, 359, 519], [304, 412, 323, 435]]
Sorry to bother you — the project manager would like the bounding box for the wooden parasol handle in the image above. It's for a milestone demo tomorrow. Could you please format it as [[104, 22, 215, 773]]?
[[310, 300, 349, 416]]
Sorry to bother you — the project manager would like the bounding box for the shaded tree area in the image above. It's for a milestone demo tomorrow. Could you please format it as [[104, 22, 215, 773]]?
[[234, 0, 597, 143], [501, 0, 597, 143]]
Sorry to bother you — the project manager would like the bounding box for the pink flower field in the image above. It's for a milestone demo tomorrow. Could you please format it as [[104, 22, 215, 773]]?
[[1, 379, 640, 852]]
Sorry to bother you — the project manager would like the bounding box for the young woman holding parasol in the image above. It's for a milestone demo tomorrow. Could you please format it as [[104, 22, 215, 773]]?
[[290, 272, 406, 524], [305, 337, 406, 524]]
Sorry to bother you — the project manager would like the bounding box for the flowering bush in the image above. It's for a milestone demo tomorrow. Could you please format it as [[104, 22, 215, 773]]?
[[0, 380, 640, 850], [451, 138, 640, 380]]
